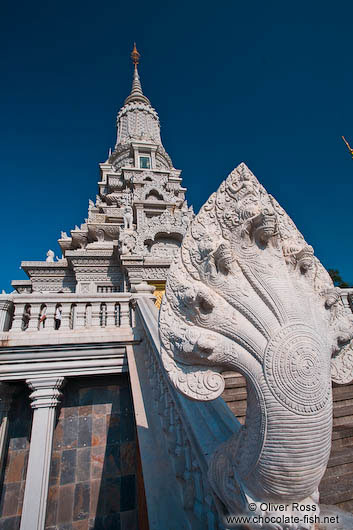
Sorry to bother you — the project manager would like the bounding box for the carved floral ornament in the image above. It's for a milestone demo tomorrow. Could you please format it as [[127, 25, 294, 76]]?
[[159, 163, 353, 528]]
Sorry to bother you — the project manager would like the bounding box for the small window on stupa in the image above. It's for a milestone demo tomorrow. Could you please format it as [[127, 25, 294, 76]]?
[[139, 155, 151, 169]]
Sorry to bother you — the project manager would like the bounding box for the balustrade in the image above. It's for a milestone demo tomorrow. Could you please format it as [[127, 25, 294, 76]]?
[[2, 288, 351, 335], [0, 293, 134, 333], [135, 297, 238, 530]]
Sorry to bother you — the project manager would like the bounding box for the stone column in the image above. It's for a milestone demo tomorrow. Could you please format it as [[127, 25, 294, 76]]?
[[0, 300, 13, 332], [0, 383, 17, 474], [20, 377, 65, 530]]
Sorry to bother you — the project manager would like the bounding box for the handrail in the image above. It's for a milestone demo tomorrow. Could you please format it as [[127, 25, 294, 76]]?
[[134, 297, 240, 529]]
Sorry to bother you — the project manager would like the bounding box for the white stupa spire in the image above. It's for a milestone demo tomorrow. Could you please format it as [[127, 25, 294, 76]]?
[[115, 43, 162, 147], [124, 45, 151, 106]]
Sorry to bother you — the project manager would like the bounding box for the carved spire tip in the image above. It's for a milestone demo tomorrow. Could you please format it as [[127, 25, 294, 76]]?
[[131, 43, 140, 68], [124, 43, 150, 106]]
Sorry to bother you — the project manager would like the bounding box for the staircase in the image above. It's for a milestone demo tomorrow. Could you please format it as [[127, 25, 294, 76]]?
[[221, 374, 353, 510], [320, 382, 353, 511], [221, 372, 247, 425]]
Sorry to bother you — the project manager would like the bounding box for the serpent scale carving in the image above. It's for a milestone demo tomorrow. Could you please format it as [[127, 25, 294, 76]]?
[[159, 163, 353, 529]]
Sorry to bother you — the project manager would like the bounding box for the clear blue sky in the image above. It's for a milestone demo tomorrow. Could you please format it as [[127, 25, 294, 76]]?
[[1, 0, 353, 291]]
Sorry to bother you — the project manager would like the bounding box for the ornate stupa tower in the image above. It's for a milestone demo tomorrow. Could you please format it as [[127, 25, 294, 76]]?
[[12, 44, 193, 306]]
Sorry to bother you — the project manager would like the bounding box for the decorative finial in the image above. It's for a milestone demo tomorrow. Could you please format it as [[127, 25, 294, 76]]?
[[124, 43, 151, 106], [131, 43, 140, 68], [342, 136, 353, 158]]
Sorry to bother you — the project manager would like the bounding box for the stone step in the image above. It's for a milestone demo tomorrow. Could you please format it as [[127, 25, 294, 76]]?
[[333, 404, 353, 419], [319, 471, 353, 505], [337, 498, 353, 512], [221, 387, 247, 401], [332, 427, 353, 440], [226, 401, 247, 417], [326, 446, 353, 468], [323, 460, 353, 480], [332, 436, 353, 451], [333, 416, 353, 428], [223, 373, 247, 389], [333, 385, 353, 402]]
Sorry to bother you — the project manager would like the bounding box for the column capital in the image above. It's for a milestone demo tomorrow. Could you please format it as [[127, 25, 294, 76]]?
[[26, 377, 65, 409]]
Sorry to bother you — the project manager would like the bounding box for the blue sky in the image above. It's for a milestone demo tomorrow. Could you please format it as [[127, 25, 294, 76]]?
[[1, 0, 353, 291]]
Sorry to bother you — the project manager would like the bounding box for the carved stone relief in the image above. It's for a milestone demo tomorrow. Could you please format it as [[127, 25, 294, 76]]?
[[159, 162, 353, 529]]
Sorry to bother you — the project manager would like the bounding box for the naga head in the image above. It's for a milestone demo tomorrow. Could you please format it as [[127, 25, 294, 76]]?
[[159, 162, 353, 402], [295, 244, 314, 273], [252, 208, 277, 245]]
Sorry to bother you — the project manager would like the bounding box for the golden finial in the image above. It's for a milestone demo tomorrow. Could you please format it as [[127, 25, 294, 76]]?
[[131, 43, 140, 68], [342, 135, 353, 158]]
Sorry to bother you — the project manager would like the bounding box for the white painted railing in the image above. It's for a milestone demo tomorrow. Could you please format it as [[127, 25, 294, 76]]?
[[0, 293, 134, 333]]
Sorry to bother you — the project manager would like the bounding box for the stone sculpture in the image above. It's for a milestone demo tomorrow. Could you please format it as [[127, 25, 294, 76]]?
[[45, 249, 54, 262], [123, 205, 133, 230], [159, 163, 353, 529]]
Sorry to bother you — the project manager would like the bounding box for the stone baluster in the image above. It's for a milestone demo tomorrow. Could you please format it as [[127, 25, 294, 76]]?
[[114, 303, 120, 326], [182, 439, 195, 510], [167, 400, 177, 452], [159, 371, 165, 395], [75, 303, 86, 328], [174, 417, 185, 478], [28, 304, 41, 331], [60, 303, 71, 330], [11, 303, 26, 331], [158, 381, 167, 418], [106, 302, 116, 327], [0, 383, 17, 475], [69, 304, 77, 329], [43, 303, 56, 331], [91, 302, 101, 327], [120, 300, 130, 327], [100, 303, 107, 327], [160, 385, 169, 428], [85, 304, 92, 327], [0, 300, 13, 332], [20, 377, 65, 530], [148, 359, 157, 397], [152, 363, 160, 403]]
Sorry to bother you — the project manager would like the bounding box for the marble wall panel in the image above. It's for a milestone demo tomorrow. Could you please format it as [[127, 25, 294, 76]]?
[[0, 386, 32, 530], [45, 375, 141, 530]]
